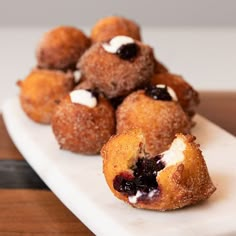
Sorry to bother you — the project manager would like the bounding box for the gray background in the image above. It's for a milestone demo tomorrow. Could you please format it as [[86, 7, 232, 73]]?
[[1, 0, 236, 27]]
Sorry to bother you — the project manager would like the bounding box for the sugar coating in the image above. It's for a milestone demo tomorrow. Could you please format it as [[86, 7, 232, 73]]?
[[102, 131, 216, 211], [52, 96, 115, 154], [102, 35, 135, 53], [116, 90, 191, 156], [69, 89, 97, 108], [91, 16, 141, 43], [36, 26, 90, 70], [79, 41, 155, 98], [19, 68, 74, 124]]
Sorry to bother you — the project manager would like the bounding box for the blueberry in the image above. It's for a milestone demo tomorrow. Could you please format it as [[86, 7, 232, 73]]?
[[113, 174, 136, 195], [113, 155, 165, 199], [86, 89, 99, 100], [145, 85, 172, 101], [116, 43, 138, 61]]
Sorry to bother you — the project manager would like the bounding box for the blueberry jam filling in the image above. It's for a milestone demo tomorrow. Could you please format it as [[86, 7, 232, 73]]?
[[116, 43, 139, 61], [113, 155, 165, 202], [86, 89, 99, 100], [145, 85, 172, 101], [113, 173, 137, 196]]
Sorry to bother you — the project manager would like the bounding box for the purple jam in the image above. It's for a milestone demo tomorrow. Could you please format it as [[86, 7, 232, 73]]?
[[145, 85, 172, 101], [113, 156, 165, 199], [116, 43, 139, 61], [113, 173, 137, 196], [86, 89, 99, 100]]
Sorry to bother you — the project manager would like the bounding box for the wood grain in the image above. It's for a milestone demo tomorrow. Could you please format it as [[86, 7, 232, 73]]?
[[0, 190, 94, 236], [0, 115, 23, 160], [0, 115, 94, 235], [0, 160, 48, 189]]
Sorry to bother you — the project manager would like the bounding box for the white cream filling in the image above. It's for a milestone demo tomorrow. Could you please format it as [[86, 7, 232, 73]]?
[[128, 137, 186, 204], [161, 137, 186, 167], [148, 189, 158, 198], [102, 35, 135, 54], [73, 70, 82, 83], [128, 189, 158, 204], [156, 84, 178, 101], [69, 89, 97, 108], [128, 190, 142, 204]]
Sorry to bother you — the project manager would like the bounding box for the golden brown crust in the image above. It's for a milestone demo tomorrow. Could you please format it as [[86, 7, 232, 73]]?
[[74, 78, 95, 91], [51, 95, 115, 154], [18, 69, 74, 124], [91, 16, 141, 43], [101, 131, 216, 211], [138, 134, 216, 210], [151, 73, 200, 117], [36, 26, 90, 70], [116, 90, 191, 156], [102, 129, 145, 202], [78, 41, 155, 98], [154, 58, 169, 74]]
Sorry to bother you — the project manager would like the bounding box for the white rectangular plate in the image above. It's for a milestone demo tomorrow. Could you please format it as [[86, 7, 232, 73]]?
[[3, 97, 236, 236]]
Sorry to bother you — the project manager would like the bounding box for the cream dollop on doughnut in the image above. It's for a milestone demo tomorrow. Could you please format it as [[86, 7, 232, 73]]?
[[69, 89, 97, 108], [102, 35, 135, 53]]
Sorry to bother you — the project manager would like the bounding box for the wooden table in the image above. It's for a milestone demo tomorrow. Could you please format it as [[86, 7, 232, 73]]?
[[1, 92, 235, 236], [0, 115, 94, 236]]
